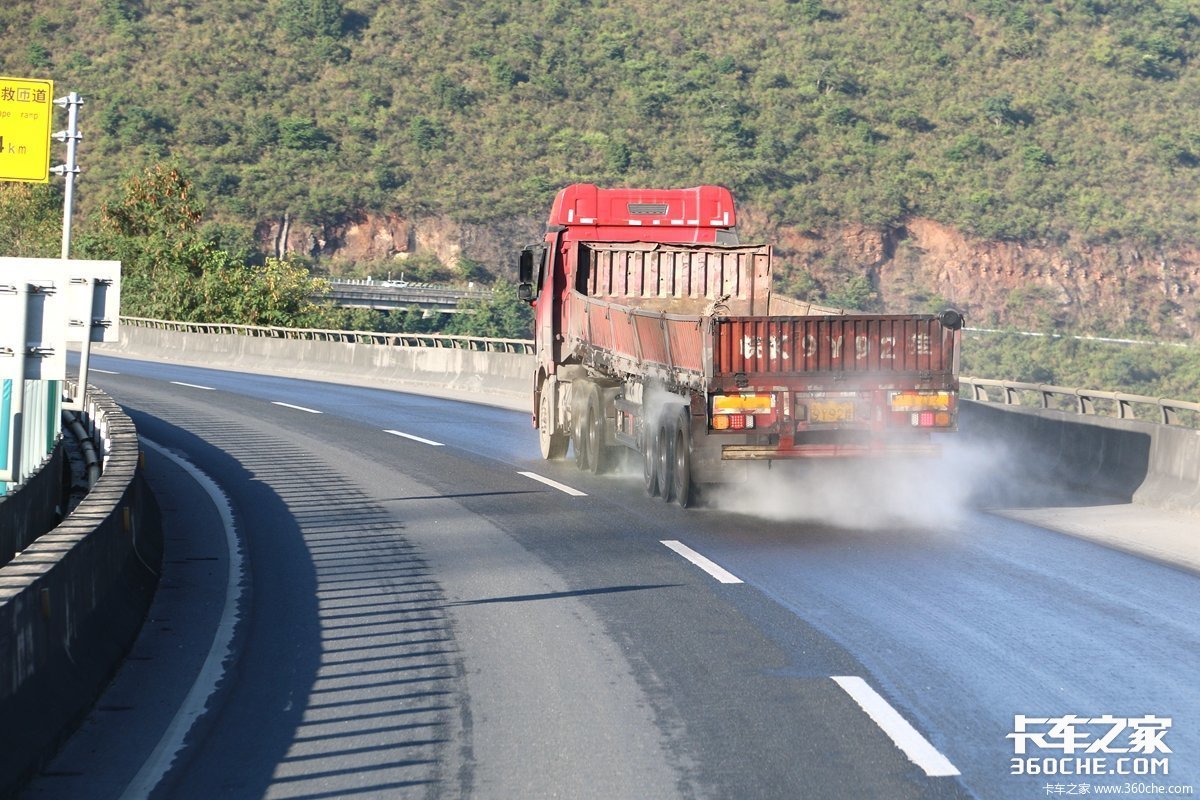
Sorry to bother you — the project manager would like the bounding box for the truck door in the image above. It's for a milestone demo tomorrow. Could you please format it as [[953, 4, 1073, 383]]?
[[519, 231, 564, 376]]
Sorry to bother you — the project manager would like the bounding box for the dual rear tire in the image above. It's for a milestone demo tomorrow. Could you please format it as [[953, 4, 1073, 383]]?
[[642, 407, 693, 508], [572, 381, 610, 475], [550, 378, 695, 508]]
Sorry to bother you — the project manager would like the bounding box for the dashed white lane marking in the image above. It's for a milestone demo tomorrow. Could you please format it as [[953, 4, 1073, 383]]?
[[170, 381, 215, 391], [272, 401, 322, 414], [122, 440, 245, 799], [831, 675, 960, 777], [90, 368, 119, 374], [518, 471, 587, 497], [384, 429, 444, 447], [660, 540, 743, 584]]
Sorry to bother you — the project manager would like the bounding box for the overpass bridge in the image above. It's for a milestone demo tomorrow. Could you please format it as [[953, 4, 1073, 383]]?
[[2, 321, 1198, 798], [321, 279, 494, 313]]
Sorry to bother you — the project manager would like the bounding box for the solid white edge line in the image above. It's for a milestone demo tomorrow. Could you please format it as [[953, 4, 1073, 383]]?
[[384, 429, 444, 447], [831, 676, 960, 777], [121, 439, 245, 800], [272, 401, 322, 414], [170, 381, 215, 391], [517, 471, 587, 497], [660, 540, 743, 584]]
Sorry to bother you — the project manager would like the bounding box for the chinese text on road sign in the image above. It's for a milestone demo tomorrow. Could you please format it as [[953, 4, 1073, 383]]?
[[0, 76, 54, 183]]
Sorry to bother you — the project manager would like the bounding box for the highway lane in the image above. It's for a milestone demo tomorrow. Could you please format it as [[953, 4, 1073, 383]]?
[[23, 355, 1200, 799]]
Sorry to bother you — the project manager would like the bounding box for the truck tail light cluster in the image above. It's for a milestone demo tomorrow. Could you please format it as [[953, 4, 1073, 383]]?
[[710, 392, 775, 431], [712, 414, 755, 431], [888, 391, 956, 428]]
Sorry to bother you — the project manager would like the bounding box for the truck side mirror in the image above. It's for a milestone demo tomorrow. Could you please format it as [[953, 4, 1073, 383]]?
[[518, 246, 542, 302], [937, 309, 964, 330]]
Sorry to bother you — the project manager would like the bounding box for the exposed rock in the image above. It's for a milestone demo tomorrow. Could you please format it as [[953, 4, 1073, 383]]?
[[257, 212, 543, 276], [752, 215, 1198, 339]]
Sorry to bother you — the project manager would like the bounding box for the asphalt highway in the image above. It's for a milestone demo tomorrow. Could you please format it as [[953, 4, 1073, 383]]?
[[20, 356, 1200, 800]]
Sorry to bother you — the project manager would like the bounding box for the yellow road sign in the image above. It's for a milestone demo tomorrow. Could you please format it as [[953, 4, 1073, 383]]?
[[0, 77, 54, 183]]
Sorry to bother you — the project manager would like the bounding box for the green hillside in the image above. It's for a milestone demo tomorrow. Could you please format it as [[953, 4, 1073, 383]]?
[[4, 0, 1200, 244], [5, 0, 1200, 401]]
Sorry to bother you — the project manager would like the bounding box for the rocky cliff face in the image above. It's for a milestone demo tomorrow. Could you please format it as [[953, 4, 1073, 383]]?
[[257, 212, 543, 279], [264, 210, 1199, 339], [769, 217, 1199, 339]]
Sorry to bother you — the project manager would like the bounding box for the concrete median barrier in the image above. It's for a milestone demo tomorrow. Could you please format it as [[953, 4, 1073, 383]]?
[[0, 444, 67, 567], [0, 389, 162, 797], [961, 400, 1200, 514], [98, 324, 530, 411]]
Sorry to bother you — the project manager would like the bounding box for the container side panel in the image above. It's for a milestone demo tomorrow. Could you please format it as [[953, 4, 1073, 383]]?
[[713, 317, 956, 378]]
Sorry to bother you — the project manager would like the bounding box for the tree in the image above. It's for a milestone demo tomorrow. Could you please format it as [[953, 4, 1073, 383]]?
[[79, 162, 328, 324], [79, 163, 208, 318], [278, 0, 344, 41], [823, 275, 878, 311], [195, 258, 328, 326], [0, 183, 61, 258], [445, 282, 533, 339]]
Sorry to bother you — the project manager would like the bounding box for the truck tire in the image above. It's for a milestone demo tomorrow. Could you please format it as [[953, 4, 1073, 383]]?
[[572, 382, 593, 471], [657, 416, 675, 503], [672, 409, 693, 508], [538, 378, 568, 460], [585, 384, 609, 475], [643, 424, 659, 496]]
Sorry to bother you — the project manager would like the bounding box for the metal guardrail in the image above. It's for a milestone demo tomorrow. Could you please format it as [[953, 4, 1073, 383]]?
[[122, 317, 535, 354], [961, 376, 1200, 428]]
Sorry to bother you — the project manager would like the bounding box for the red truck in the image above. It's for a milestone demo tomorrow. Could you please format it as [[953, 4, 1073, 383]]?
[[518, 184, 963, 506]]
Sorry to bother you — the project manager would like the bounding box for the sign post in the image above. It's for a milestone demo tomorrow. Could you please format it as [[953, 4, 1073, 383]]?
[[0, 283, 30, 484], [52, 93, 82, 258], [0, 77, 54, 184]]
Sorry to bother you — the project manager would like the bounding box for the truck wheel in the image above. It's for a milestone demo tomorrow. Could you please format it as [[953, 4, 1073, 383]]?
[[642, 425, 659, 496], [572, 383, 592, 471], [657, 416, 675, 503], [585, 385, 609, 475], [538, 379, 568, 460], [672, 410, 693, 508]]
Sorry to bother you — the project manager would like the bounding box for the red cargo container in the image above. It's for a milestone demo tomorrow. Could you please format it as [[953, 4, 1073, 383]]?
[[518, 185, 963, 506]]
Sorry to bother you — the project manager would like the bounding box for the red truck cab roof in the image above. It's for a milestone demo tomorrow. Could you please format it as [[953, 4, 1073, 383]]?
[[548, 184, 739, 244]]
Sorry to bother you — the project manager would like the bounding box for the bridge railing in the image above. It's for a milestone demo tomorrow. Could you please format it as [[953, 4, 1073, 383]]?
[[123, 317, 535, 354], [960, 377, 1200, 429]]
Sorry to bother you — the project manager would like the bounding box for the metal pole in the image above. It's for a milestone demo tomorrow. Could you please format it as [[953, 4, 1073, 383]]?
[[64, 279, 95, 412], [53, 92, 83, 259]]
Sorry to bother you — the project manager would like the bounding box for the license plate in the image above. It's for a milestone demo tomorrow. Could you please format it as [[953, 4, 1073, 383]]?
[[808, 400, 854, 423]]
